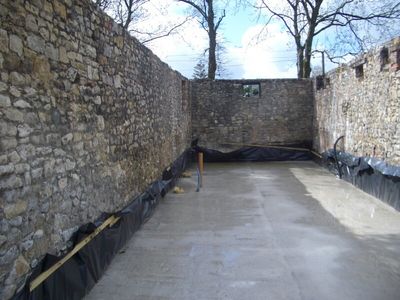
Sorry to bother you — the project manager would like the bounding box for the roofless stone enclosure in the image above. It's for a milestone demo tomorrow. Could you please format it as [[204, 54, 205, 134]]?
[[0, 0, 399, 298]]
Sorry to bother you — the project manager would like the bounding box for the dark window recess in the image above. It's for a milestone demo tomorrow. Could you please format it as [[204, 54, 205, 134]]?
[[355, 64, 364, 78], [396, 49, 400, 70], [242, 83, 260, 97], [316, 76, 331, 90], [380, 47, 389, 70], [316, 75, 324, 90], [325, 77, 330, 86]]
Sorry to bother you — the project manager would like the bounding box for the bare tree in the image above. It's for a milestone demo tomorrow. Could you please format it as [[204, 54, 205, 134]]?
[[177, 0, 226, 79], [96, 0, 113, 10], [117, 0, 149, 30], [94, 0, 188, 44], [256, 0, 400, 78]]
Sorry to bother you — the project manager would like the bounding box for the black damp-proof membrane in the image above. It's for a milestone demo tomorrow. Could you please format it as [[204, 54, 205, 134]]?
[[194, 145, 314, 162], [13, 145, 398, 300], [12, 144, 312, 300], [322, 149, 400, 211], [13, 149, 192, 300]]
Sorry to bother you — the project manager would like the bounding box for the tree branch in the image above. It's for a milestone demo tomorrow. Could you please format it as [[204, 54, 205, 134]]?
[[140, 17, 191, 43], [177, 0, 208, 20], [215, 9, 225, 30]]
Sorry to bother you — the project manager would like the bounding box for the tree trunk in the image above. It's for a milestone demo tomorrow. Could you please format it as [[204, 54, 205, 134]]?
[[208, 29, 217, 79], [303, 45, 312, 78], [296, 48, 304, 79], [207, 0, 216, 79]]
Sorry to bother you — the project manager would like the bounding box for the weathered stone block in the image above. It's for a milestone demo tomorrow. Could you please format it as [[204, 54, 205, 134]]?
[[14, 255, 29, 277], [8, 152, 21, 164], [17, 124, 33, 138], [16, 144, 36, 160], [31, 168, 43, 179], [0, 235, 6, 247], [0, 82, 7, 92], [9, 72, 25, 86], [9, 86, 21, 97], [0, 164, 14, 176], [0, 94, 11, 107], [0, 29, 9, 53], [3, 53, 22, 72], [114, 36, 124, 49], [66, 67, 78, 82], [96, 115, 105, 130], [14, 163, 30, 174], [45, 44, 59, 61], [3, 201, 27, 219], [33, 229, 44, 240], [0, 155, 8, 164], [13, 100, 32, 109], [26, 35, 45, 54], [0, 138, 18, 151], [4, 108, 24, 122], [25, 14, 38, 32], [61, 133, 73, 145], [0, 246, 18, 266], [64, 159, 76, 171], [83, 44, 96, 58], [32, 56, 51, 85], [53, 1, 67, 19], [59, 46, 68, 63], [38, 27, 50, 41], [9, 35, 23, 57], [20, 239, 33, 251], [9, 216, 23, 227]]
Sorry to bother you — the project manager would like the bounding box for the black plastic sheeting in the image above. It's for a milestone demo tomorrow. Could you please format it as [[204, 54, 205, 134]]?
[[13, 149, 192, 300], [194, 145, 313, 162], [323, 149, 400, 211]]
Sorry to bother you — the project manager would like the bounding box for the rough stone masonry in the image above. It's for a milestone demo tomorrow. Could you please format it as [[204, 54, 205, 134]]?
[[314, 37, 400, 165], [191, 79, 314, 149], [0, 0, 191, 298]]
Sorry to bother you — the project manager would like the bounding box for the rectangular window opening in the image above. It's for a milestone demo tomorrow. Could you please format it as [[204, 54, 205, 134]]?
[[242, 83, 260, 97], [355, 64, 364, 78], [380, 47, 389, 70], [396, 49, 400, 71], [316, 75, 324, 90]]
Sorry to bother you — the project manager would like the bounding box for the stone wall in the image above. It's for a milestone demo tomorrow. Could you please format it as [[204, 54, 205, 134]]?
[[314, 37, 400, 165], [0, 0, 191, 298], [191, 79, 314, 149]]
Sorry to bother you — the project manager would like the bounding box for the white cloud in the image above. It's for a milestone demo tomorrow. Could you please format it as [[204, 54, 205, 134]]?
[[133, 0, 208, 78], [145, 20, 208, 78], [225, 23, 298, 79], [133, 1, 298, 79]]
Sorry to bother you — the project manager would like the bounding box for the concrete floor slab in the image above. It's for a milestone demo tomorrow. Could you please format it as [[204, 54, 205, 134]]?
[[86, 162, 400, 300]]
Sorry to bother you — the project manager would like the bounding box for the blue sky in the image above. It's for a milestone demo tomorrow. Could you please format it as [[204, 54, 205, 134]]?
[[139, 0, 336, 79]]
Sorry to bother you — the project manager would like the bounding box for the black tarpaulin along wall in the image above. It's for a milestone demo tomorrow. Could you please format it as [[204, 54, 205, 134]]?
[[12, 143, 313, 300], [15, 144, 397, 300], [13, 149, 192, 300], [322, 150, 400, 211], [194, 145, 314, 162], [195, 144, 400, 212]]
